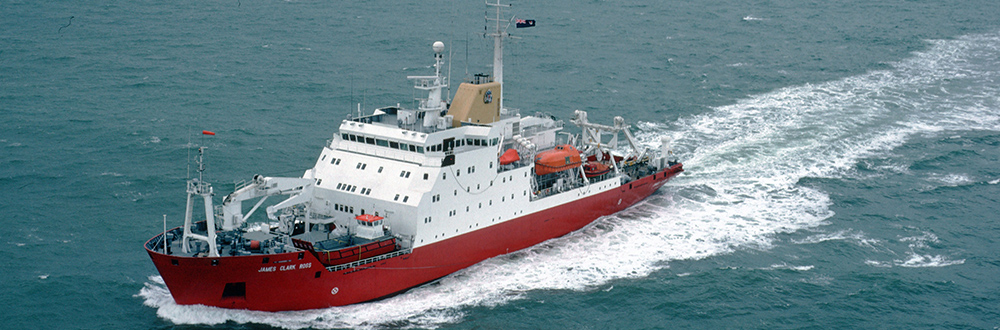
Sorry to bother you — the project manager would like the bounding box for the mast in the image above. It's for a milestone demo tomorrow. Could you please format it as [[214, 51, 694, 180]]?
[[406, 41, 449, 129], [485, 0, 510, 109], [181, 147, 219, 257]]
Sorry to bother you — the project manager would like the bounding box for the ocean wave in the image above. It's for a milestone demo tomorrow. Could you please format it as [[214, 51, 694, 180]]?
[[895, 253, 965, 268], [791, 229, 881, 250], [865, 254, 965, 268], [766, 263, 815, 271], [926, 172, 974, 187], [139, 275, 466, 329], [863, 232, 964, 268]]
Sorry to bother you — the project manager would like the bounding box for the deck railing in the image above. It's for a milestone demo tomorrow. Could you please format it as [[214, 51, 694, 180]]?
[[325, 248, 413, 272]]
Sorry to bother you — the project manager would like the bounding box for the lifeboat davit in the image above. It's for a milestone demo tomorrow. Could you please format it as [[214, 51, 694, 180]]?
[[583, 161, 612, 178], [534, 144, 582, 175]]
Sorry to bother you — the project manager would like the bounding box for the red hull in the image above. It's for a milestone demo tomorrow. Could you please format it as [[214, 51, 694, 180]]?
[[146, 164, 682, 311]]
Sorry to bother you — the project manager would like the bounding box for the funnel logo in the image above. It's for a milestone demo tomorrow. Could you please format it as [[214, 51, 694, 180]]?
[[484, 90, 493, 104]]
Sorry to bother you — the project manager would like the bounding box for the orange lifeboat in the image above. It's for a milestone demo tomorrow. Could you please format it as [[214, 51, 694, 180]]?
[[583, 161, 611, 178], [534, 144, 582, 175], [499, 148, 520, 165]]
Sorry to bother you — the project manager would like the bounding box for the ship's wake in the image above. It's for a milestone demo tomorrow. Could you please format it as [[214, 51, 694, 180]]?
[[139, 31, 1000, 328]]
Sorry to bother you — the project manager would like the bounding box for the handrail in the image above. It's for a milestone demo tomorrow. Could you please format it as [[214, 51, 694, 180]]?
[[326, 249, 412, 272]]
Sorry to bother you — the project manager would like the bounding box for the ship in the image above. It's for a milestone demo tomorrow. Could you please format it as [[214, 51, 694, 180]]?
[[144, 1, 683, 312]]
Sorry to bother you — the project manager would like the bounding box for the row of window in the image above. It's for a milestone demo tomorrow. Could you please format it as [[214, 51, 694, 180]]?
[[334, 203, 354, 213], [393, 194, 410, 203], [333, 184, 415, 203], [343, 133, 426, 153], [335, 183, 374, 196], [336, 183, 357, 193], [456, 165, 477, 178], [342, 133, 501, 154], [418, 189, 532, 244], [438, 191, 528, 218]]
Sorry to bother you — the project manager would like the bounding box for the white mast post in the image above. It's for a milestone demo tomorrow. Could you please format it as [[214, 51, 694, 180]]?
[[486, 0, 511, 110]]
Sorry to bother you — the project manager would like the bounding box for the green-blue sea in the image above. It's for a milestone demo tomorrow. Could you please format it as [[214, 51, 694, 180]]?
[[2, 0, 999, 328]]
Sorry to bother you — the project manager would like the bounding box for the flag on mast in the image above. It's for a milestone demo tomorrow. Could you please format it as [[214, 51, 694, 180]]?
[[516, 19, 535, 28]]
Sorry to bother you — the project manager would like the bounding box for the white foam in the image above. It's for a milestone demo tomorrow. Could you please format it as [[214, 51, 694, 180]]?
[[863, 232, 965, 268], [927, 173, 973, 187], [894, 254, 965, 268], [767, 263, 815, 271], [793, 229, 881, 250], [139, 275, 468, 328], [142, 30, 1000, 328], [900, 232, 939, 249], [864, 260, 892, 268]]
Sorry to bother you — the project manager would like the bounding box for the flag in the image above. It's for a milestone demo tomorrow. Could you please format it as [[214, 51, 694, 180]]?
[[202, 130, 216, 135], [516, 19, 535, 28]]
